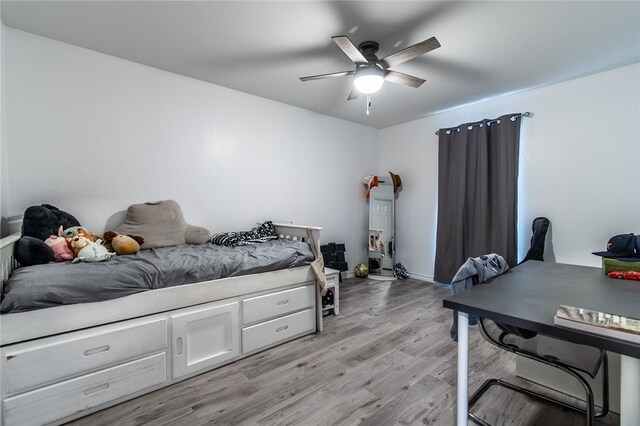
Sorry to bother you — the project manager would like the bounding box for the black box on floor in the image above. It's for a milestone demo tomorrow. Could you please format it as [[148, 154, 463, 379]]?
[[321, 241, 347, 272]]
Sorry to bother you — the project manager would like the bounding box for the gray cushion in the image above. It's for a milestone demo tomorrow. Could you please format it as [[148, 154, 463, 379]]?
[[117, 200, 210, 249]]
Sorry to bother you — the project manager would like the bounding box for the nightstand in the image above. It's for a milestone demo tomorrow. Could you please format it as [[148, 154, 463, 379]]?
[[322, 268, 340, 316]]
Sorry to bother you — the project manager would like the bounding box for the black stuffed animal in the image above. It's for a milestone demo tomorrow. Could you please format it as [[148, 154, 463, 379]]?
[[14, 204, 81, 266]]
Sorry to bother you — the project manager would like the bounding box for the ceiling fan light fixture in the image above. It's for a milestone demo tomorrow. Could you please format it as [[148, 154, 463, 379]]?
[[300, 35, 440, 102], [353, 66, 384, 94]]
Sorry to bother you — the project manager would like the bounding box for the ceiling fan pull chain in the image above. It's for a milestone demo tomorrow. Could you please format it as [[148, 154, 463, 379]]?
[[367, 94, 371, 116]]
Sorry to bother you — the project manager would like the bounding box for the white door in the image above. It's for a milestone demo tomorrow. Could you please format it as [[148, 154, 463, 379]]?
[[171, 301, 239, 378], [370, 197, 394, 270]]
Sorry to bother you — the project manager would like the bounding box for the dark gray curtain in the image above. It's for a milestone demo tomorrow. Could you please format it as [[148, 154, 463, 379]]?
[[433, 113, 521, 284]]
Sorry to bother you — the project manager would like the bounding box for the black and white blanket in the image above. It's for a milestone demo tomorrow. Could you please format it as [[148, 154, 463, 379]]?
[[210, 221, 278, 247]]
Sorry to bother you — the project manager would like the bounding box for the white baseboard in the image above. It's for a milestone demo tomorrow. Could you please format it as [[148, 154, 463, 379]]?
[[408, 272, 433, 282], [341, 270, 432, 282]]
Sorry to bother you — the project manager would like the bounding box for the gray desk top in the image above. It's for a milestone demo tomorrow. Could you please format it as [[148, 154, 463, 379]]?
[[443, 260, 640, 358]]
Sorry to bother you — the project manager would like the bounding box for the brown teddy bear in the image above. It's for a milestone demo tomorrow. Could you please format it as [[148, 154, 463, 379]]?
[[69, 235, 93, 257], [102, 231, 144, 255]]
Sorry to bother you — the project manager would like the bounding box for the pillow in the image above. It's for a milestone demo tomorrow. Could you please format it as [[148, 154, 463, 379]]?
[[14, 236, 54, 266], [117, 200, 210, 249], [15, 204, 81, 266], [22, 204, 81, 241]]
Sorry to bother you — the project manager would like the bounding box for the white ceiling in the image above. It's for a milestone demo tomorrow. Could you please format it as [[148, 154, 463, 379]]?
[[2, 1, 639, 129]]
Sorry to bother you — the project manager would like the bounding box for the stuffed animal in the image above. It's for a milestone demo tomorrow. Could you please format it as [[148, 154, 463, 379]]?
[[69, 235, 93, 256], [45, 226, 75, 262], [62, 226, 95, 242], [14, 204, 81, 266], [102, 231, 144, 255], [72, 239, 112, 263]]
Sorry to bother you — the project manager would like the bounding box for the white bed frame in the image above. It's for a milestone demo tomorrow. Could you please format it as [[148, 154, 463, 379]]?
[[0, 223, 323, 426]]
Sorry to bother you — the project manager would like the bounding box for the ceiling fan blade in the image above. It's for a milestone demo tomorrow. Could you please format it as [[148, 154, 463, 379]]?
[[384, 71, 426, 88], [381, 36, 441, 68], [347, 87, 360, 101], [332, 35, 368, 65], [300, 70, 354, 82]]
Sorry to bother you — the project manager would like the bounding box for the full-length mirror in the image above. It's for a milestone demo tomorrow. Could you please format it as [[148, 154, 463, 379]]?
[[368, 180, 395, 279]]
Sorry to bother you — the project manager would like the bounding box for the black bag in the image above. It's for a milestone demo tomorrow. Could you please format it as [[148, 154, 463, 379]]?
[[522, 217, 550, 262]]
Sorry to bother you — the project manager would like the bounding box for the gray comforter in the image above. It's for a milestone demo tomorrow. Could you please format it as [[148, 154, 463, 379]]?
[[1, 240, 313, 314]]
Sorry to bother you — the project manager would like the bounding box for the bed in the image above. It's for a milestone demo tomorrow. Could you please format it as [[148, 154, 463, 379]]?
[[0, 223, 324, 426]]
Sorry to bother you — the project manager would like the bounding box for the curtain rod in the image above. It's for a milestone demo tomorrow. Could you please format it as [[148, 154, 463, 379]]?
[[435, 112, 533, 136]]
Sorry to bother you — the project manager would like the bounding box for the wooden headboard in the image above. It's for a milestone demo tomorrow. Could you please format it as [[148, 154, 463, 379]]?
[[0, 233, 20, 295], [272, 223, 322, 253]]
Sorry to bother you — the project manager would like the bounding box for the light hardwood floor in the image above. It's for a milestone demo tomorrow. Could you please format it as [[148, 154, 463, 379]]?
[[69, 277, 619, 426]]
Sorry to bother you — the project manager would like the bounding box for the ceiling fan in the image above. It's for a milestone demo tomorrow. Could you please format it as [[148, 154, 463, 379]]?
[[300, 35, 441, 100]]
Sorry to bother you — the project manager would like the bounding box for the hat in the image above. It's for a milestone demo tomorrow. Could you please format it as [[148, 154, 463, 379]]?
[[363, 175, 379, 200], [389, 172, 402, 193], [592, 233, 640, 262]]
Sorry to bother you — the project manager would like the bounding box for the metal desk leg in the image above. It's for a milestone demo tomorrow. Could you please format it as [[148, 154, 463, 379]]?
[[620, 354, 640, 426], [457, 312, 469, 426]]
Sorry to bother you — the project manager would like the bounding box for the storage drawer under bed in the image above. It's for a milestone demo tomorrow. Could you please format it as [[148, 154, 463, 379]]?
[[2, 352, 167, 426], [242, 308, 315, 354], [242, 283, 314, 325], [2, 317, 167, 395]]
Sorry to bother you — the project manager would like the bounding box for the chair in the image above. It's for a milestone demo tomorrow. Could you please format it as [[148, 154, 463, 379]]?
[[468, 217, 609, 425], [469, 316, 609, 425]]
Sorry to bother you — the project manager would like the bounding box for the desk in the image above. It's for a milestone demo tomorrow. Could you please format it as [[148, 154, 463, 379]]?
[[443, 261, 640, 426]]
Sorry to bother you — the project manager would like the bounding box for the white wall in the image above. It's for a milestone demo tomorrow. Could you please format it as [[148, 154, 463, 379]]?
[[2, 28, 379, 267], [4, 27, 639, 277], [380, 63, 640, 280]]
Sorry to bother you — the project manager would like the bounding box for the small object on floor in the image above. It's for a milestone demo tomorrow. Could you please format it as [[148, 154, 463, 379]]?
[[394, 263, 409, 279], [354, 263, 369, 278], [607, 270, 640, 281]]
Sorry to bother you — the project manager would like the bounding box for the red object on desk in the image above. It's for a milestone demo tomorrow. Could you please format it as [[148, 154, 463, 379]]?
[[608, 270, 640, 281]]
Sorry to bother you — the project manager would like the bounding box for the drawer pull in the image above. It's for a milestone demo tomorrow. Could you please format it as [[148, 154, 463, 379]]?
[[84, 345, 110, 356], [276, 325, 289, 333], [176, 337, 183, 355], [277, 299, 289, 306], [83, 383, 109, 395]]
